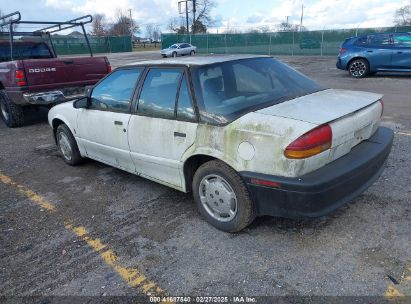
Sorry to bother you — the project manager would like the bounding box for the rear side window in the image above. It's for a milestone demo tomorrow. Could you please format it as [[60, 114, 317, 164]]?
[[138, 68, 182, 119], [393, 33, 411, 47], [367, 34, 392, 46], [354, 37, 368, 46], [90, 68, 142, 112], [177, 75, 196, 121]]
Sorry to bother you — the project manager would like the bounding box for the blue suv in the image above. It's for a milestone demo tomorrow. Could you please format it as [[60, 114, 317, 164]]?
[[336, 32, 411, 78]]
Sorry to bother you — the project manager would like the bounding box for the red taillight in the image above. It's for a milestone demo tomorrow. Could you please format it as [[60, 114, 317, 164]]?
[[380, 99, 384, 117], [250, 179, 281, 188], [284, 124, 332, 159], [339, 47, 347, 54], [15, 70, 27, 86], [107, 65, 112, 73]]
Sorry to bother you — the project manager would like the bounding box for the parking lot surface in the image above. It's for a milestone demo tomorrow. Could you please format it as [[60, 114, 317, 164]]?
[[1, 52, 410, 301]]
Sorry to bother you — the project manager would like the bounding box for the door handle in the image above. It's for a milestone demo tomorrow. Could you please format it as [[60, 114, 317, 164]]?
[[366, 50, 373, 52], [114, 121, 123, 126], [174, 132, 186, 138], [397, 51, 403, 54], [63, 60, 74, 64]]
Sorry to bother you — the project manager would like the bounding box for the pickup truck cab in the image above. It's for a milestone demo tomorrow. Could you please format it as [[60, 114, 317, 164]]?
[[0, 40, 111, 127], [48, 55, 393, 232]]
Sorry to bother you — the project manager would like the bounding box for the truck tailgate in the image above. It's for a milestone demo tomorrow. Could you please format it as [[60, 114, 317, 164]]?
[[23, 56, 109, 92]]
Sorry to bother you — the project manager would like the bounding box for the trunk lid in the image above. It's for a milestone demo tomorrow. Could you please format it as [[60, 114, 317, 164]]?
[[256, 88, 383, 165], [256, 89, 382, 124], [23, 56, 109, 92]]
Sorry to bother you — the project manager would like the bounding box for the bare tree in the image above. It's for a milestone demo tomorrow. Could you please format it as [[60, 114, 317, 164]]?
[[91, 14, 107, 36], [192, 0, 217, 33], [258, 25, 271, 33], [167, 17, 186, 34], [145, 24, 154, 40], [109, 10, 140, 36], [152, 25, 161, 41], [394, 5, 411, 26]]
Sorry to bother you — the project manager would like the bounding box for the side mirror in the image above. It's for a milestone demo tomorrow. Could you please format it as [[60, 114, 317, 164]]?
[[73, 97, 89, 109]]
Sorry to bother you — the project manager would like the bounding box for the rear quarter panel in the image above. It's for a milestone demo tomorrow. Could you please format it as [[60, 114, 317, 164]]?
[[182, 113, 320, 178]]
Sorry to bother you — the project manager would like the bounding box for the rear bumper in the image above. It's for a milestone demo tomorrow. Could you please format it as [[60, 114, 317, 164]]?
[[336, 58, 346, 70], [240, 127, 394, 218], [8, 86, 88, 106]]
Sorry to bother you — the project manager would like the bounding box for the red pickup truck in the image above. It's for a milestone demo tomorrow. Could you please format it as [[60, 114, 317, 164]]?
[[0, 40, 111, 127]]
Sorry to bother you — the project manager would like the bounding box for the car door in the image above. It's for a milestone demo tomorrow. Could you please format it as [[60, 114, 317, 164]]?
[[365, 34, 393, 70], [76, 68, 143, 172], [182, 44, 191, 55], [391, 33, 411, 69], [128, 67, 198, 189]]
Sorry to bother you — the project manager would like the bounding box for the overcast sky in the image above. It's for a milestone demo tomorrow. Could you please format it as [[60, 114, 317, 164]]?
[[1, 0, 409, 34]]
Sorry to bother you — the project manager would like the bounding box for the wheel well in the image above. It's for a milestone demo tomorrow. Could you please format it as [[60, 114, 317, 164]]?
[[347, 57, 369, 68], [183, 154, 217, 192], [52, 118, 65, 143], [0, 82, 4, 90]]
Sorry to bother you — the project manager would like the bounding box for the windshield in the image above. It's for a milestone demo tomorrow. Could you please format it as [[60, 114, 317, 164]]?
[[170, 44, 178, 49], [191, 57, 324, 124], [0, 42, 53, 62]]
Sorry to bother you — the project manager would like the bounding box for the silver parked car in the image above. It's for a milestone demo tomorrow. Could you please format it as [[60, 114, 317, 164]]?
[[160, 43, 197, 57]]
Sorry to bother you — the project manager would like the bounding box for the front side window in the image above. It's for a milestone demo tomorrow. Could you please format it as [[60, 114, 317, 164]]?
[[138, 68, 182, 119], [90, 68, 142, 112], [191, 57, 324, 124], [393, 33, 411, 47]]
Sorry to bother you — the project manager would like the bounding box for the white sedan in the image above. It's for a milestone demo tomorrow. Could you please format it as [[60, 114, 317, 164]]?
[[160, 43, 196, 57], [48, 55, 393, 232]]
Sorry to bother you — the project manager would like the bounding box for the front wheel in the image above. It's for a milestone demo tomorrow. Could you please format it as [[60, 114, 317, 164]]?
[[192, 160, 256, 232], [172, 52, 177, 57], [56, 124, 83, 166], [348, 58, 369, 78]]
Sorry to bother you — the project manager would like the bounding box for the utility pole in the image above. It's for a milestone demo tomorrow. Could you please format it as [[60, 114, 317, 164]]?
[[192, 0, 196, 34], [178, 0, 192, 35], [128, 8, 133, 39], [300, 4, 304, 32], [185, 1, 189, 35]]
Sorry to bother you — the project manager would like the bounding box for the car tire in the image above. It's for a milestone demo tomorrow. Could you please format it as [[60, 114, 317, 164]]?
[[348, 58, 369, 78], [192, 160, 256, 232], [56, 124, 83, 166], [172, 52, 177, 57], [190, 50, 195, 56], [0, 90, 24, 128]]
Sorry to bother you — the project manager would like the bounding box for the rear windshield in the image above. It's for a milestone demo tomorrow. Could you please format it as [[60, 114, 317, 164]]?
[[191, 57, 324, 124], [0, 42, 53, 62]]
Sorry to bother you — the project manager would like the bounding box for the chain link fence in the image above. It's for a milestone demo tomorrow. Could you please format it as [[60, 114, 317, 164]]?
[[162, 26, 411, 56], [51, 35, 132, 55]]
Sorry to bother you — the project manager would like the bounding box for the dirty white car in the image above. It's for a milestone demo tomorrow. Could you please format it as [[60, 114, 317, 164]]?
[[48, 55, 393, 232]]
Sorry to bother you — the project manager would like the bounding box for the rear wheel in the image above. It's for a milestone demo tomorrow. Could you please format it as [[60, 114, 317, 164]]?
[[348, 58, 369, 78], [190, 50, 195, 56], [0, 90, 24, 128], [192, 160, 256, 232], [56, 124, 83, 166]]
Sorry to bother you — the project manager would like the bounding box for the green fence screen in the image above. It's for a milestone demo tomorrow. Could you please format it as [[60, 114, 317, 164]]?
[[51, 35, 132, 55], [162, 26, 411, 56]]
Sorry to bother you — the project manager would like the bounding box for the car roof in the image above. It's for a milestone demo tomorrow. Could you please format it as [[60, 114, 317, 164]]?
[[126, 54, 271, 67]]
